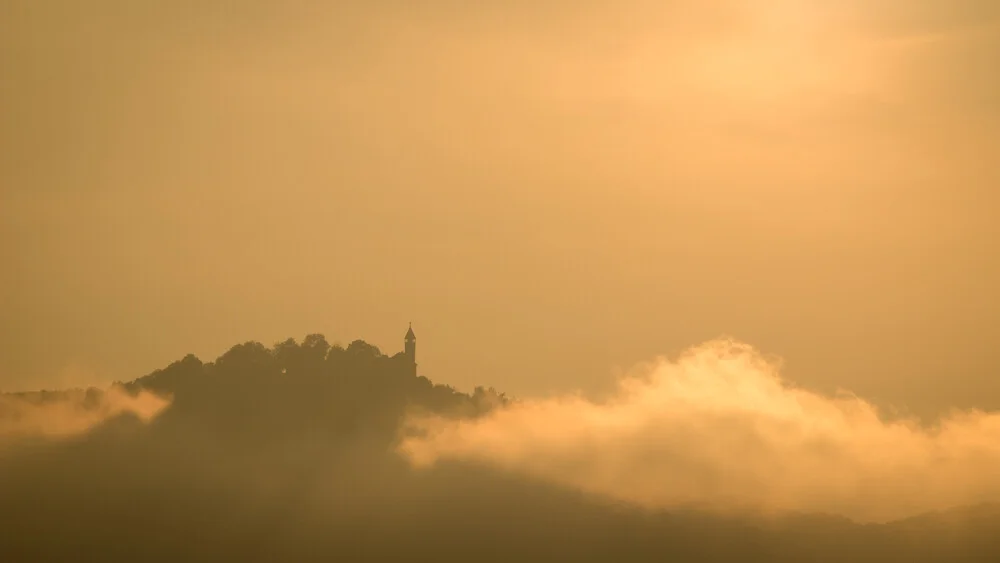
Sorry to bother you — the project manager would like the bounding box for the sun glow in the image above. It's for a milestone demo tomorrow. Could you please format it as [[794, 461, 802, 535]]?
[[613, 3, 887, 109]]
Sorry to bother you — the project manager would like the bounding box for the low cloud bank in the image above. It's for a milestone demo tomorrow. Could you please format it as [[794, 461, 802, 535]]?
[[399, 339, 1000, 523], [0, 385, 171, 440]]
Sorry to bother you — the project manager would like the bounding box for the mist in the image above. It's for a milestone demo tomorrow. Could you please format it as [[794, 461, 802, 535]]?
[[2, 333, 999, 561], [399, 338, 1000, 523], [3, 0, 1000, 559], [0, 385, 171, 441]]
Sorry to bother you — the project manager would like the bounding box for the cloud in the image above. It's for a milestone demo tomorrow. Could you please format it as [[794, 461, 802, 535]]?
[[0, 385, 171, 441], [398, 339, 1000, 523]]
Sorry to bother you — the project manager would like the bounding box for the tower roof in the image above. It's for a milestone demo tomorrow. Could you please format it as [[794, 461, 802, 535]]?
[[405, 323, 415, 341]]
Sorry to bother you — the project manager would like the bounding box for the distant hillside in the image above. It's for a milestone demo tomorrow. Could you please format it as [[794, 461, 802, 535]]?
[[1, 333, 998, 563]]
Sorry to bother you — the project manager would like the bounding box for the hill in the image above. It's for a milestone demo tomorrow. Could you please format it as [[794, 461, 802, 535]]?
[[1, 334, 998, 562]]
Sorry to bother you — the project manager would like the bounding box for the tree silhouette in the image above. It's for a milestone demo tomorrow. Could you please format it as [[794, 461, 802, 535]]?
[[1, 332, 998, 563]]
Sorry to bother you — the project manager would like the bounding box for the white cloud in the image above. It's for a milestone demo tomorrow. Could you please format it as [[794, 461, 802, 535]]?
[[399, 339, 1000, 523]]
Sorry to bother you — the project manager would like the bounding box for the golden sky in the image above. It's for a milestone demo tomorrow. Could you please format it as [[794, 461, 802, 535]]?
[[2, 1, 998, 416]]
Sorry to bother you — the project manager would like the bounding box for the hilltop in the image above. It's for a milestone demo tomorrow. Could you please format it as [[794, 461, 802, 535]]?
[[1, 332, 998, 562]]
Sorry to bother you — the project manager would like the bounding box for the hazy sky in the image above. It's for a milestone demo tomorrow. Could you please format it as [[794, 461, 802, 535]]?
[[2, 1, 998, 416]]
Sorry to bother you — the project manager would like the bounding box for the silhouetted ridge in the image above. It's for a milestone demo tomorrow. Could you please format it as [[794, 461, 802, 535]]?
[[1, 330, 998, 563], [117, 333, 506, 451]]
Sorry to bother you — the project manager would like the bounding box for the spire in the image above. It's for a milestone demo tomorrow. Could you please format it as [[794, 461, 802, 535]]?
[[403, 322, 417, 377]]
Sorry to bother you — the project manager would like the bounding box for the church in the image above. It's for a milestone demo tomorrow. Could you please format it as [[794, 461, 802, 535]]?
[[398, 323, 417, 378]]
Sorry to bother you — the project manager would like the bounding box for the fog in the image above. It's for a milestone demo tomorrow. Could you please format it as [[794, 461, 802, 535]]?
[[3, 0, 999, 559], [0, 385, 170, 440], [2, 334, 998, 561], [401, 339, 1000, 523]]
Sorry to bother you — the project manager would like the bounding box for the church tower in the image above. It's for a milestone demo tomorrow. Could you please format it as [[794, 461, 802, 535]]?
[[404, 323, 417, 377]]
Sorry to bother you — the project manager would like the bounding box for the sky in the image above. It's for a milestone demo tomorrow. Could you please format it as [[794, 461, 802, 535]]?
[[2, 1, 998, 417]]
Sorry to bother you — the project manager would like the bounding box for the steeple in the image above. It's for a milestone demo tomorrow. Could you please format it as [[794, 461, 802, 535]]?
[[404, 323, 416, 376]]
